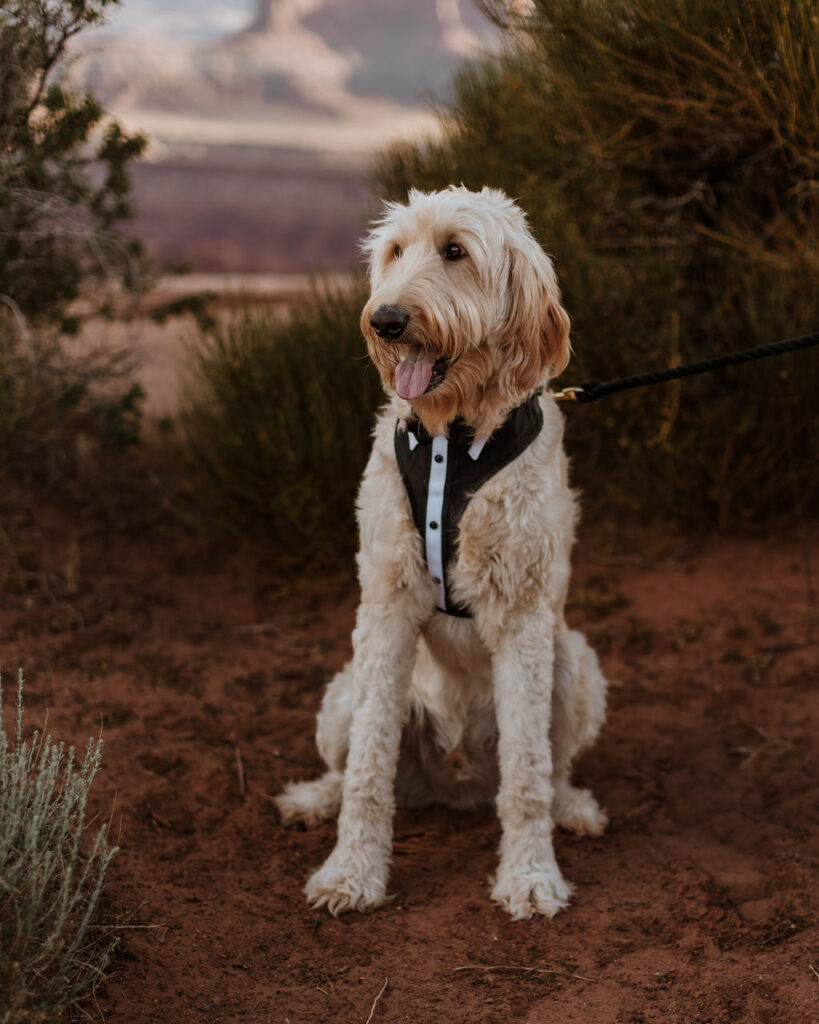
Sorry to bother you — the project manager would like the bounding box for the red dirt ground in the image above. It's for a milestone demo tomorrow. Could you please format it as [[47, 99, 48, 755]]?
[[1, 495, 817, 1024]]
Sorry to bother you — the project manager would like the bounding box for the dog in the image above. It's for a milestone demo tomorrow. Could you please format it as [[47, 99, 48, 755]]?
[[276, 186, 607, 920]]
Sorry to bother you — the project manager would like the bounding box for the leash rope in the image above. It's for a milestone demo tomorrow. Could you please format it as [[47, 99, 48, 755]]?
[[551, 330, 819, 404]]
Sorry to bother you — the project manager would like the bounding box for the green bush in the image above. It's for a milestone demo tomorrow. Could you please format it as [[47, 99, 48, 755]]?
[[178, 284, 383, 564], [0, 671, 118, 1024], [0, 0, 146, 326], [0, 0, 146, 484], [375, 0, 819, 526]]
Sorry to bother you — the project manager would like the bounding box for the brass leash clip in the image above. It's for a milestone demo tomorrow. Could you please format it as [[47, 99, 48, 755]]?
[[550, 385, 584, 403]]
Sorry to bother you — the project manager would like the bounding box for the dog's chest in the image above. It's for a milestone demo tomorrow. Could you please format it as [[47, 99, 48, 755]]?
[[394, 395, 543, 616]]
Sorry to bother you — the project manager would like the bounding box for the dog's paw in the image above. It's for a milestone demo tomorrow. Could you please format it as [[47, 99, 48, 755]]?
[[553, 785, 608, 837], [491, 864, 574, 921], [305, 851, 388, 915], [276, 773, 343, 829]]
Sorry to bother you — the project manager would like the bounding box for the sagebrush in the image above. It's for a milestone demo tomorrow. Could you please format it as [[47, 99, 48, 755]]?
[[0, 671, 118, 1023]]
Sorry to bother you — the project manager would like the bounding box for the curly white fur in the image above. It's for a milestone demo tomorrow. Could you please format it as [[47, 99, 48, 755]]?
[[276, 186, 607, 920]]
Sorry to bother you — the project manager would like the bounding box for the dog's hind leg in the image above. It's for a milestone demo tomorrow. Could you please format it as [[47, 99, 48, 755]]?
[[550, 630, 608, 837], [275, 665, 354, 827]]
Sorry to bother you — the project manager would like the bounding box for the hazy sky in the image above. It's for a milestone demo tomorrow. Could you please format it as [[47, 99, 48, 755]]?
[[103, 0, 253, 41]]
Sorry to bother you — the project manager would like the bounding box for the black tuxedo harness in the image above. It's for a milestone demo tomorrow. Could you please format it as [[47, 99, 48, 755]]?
[[394, 393, 544, 617]]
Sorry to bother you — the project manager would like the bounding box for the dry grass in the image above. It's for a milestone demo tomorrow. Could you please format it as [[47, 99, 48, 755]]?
[[176, 281, 382, 564]]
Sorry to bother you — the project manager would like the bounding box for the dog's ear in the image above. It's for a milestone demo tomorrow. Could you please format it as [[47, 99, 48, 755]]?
[[500, 238, 572, 394]]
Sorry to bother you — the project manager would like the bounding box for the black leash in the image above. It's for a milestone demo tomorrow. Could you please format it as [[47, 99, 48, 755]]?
[[552, 330, 819, 404]]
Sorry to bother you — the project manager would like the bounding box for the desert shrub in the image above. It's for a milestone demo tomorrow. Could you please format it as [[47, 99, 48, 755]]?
[[0, 325, 144, 483], [0, 0, 146, 483], [178, 283, 383, 564], [0, 671, 118, 1023], [0, 0, 146, 324], [375, 0, 819, 526]]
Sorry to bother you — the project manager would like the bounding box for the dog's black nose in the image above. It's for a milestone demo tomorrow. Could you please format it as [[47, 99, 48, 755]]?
[[370, 305, 409, 340]]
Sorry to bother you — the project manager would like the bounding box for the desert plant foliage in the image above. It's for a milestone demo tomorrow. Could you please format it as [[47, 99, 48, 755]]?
[[0, 0, 145, 322], [0, 0, 145, 482], [179, 283, 384, 562], [0, 671, 118, 1023], [375, 0, 819, 525]]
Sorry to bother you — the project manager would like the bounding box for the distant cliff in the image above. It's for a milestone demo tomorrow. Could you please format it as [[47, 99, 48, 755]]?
[[72, 0, 498, 153]]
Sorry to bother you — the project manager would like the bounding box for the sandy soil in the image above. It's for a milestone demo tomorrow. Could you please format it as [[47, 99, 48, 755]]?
[[1, 494, 817, 1024]]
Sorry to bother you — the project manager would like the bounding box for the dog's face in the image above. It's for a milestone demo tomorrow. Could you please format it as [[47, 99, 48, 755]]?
[[361, 186, 571, 435]]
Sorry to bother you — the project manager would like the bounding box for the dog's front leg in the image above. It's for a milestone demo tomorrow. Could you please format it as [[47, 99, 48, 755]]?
[[304, 602, 418, 915], [488, 607, 572, 920]]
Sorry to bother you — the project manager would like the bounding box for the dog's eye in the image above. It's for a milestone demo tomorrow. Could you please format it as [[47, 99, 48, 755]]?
[[444, 241, 467, 261], [393, 245, 402, 260]]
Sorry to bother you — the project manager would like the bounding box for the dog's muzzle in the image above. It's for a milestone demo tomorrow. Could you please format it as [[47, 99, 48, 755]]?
[[369, 305, 450, 400]]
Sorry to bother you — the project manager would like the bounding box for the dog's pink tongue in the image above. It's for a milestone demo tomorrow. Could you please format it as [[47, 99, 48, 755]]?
[[395, 346, 435, 400]]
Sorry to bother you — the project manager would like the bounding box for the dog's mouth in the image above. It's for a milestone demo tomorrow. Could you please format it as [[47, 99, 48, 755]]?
[[394, 344, 449, 400]]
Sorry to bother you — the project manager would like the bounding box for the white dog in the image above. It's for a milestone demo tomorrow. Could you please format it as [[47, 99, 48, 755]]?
[[277, 186, 607, 920]]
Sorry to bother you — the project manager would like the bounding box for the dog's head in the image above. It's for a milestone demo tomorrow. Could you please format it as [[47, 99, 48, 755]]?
[[361, 186, 571, 435]]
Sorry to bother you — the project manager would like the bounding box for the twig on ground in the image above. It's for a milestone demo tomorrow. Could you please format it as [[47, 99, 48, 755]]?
[[365, 977, 388, 1023], [736, 725, 794, 768], [91, 979, 106, 1024], [234, 744, 245, 797], [107, 789, 118, 836], [88, 924, 163, 931], [809, 963, 819, 982], [453, 964, 597, 983]]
